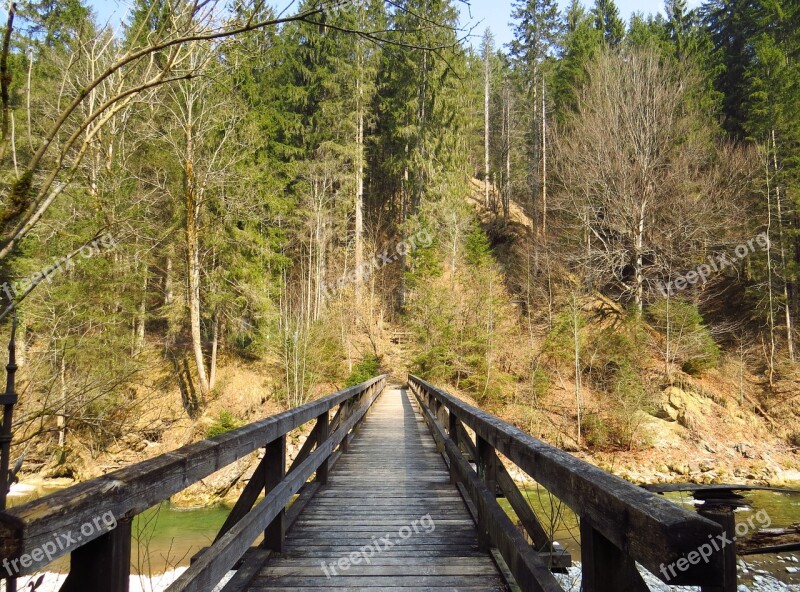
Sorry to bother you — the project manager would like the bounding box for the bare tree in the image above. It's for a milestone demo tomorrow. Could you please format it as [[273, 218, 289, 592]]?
[[557, 47, 742, 313]]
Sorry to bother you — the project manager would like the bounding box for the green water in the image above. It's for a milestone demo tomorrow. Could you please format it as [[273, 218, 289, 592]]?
[[8, 488, 232, 575], [130, 504, 232, 574], [9, 484, 800, 581], [498, 486, 800, 585]]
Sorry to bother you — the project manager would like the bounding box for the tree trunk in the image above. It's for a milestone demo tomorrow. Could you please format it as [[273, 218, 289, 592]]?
[[355, 95, 364, 307], [572, 294, 582, 447], [58, 355, 66, 448], [503, 80, 511, 225], [772, 130, 794, 363], [541, 78, 547, 238], [163, 254, 174, 306], [484, 43, 491, 210], [209, 312, 219, 391], [135, 269, 146, 355], [765, 152, 776, 387], [185, 119, 210, 403], [634, 198, 647, 315]]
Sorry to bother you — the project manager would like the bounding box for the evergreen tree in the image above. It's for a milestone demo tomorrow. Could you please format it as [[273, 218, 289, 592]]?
[[592, 0, 625, 46], [553, 0, 602, 120]]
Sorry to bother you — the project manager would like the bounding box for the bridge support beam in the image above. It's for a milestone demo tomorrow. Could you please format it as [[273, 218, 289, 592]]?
[[476, 435, 497, 552], [312, 411, 329, 484], [60, 518, 132, 592], [263, 435, 286, 553], [448, 412, 460, 485], [580, 516, 649, 592], [697, 502, 738, 592]]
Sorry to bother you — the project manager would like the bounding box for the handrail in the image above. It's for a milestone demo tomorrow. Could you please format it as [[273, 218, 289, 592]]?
[[409, 374, 726, 591], [0, 374, 387, 590]]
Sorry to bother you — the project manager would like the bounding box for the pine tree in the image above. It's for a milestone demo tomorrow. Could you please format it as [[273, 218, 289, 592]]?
[[509, 0, 562, 228], [591, 0, 625, 47], [703, 0, 759, 137], [553, 1, 602, 122]]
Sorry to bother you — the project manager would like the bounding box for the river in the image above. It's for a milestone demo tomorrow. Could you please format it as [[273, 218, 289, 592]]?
[[8, 483, 800, 588]]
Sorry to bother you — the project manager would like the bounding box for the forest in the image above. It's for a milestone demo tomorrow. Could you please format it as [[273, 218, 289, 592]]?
[[0, 0, 798, 483]]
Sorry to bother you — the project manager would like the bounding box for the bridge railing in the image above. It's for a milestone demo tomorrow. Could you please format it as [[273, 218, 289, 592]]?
[[409, 374, 727, 592], [0, 374, 388, 592]]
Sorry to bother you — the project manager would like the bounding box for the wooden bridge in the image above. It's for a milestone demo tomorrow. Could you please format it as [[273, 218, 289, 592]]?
[[0, 375, 732, 591]]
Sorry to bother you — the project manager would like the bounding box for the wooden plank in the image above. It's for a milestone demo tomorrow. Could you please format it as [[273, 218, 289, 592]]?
[[0, 376, 387, 574], [263, 435, 286, 553], [310, 412, 328, 484], [580, 516, 649, 592], [459, 450, 571, 570], [254, 388, 509, 592], [414, 390, 563, 592], [215, 450, 274, 543], [59, 518, 132, 592], [409, 375, 723, 587], [220, 548, 272, 592], [165, 386, 383, 592]]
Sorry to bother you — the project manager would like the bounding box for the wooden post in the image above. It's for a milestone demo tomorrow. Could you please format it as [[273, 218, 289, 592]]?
[[312, 411, 329, 484], [448, 411, 460, 485], [697, 495, 739, 592], [476, 435, 496, 551], [61, 518, 132, 592], [580, 516, 649, 592], [263, 435, 286, 553], [340, 400, 353, 453]]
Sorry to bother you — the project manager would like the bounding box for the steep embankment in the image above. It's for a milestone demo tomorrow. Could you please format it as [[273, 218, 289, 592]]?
[[460, 180, 800, 487]]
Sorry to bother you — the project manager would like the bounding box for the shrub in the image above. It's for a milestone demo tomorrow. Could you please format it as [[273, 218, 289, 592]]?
[[344, 355, 382, 387], [647, 300, 720, 375], [530, 366, 550, 400], [581, 414, 610, 448], [206, 411, 241, 438]]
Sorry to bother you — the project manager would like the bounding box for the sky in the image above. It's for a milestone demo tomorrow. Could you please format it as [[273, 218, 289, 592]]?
[[459, 0, 704, 48], [87, 0, 703, 47]]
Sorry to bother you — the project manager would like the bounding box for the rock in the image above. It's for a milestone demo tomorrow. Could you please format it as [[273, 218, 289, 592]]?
[[171, 453, 256, 508], [678, 409, 699, 431], [668, 462, 690, 475], [122, 433, 147, 452]]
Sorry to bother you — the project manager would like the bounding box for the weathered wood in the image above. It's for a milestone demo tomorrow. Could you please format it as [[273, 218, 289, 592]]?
[[414, 389, 563, 592], [263, 435, 286, 553], [697, 505, 737, 592], [311, 411, 328, 484], [219, 548, 272, 592], [580, 516, 649, 592], [409, 375, 723, 587], [59, 518, 132, 592], [215, 450, 273, 543], [256, 388, 509, 592], [476, 435, 496, 552], [0, 375, 386, 575], [165, 385, 383, 592]]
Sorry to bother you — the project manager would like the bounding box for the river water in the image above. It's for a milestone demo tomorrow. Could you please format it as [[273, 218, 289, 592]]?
[[497, 487, 800, 588], [8, 483, 800, 587]]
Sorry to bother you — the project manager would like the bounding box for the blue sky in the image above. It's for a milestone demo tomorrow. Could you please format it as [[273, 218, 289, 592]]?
[[459, 0, 705, 48], [87, 0, 703, 46]]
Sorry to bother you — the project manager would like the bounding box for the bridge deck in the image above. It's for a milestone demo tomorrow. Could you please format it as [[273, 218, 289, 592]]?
[[249, 387, 507, 591]]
